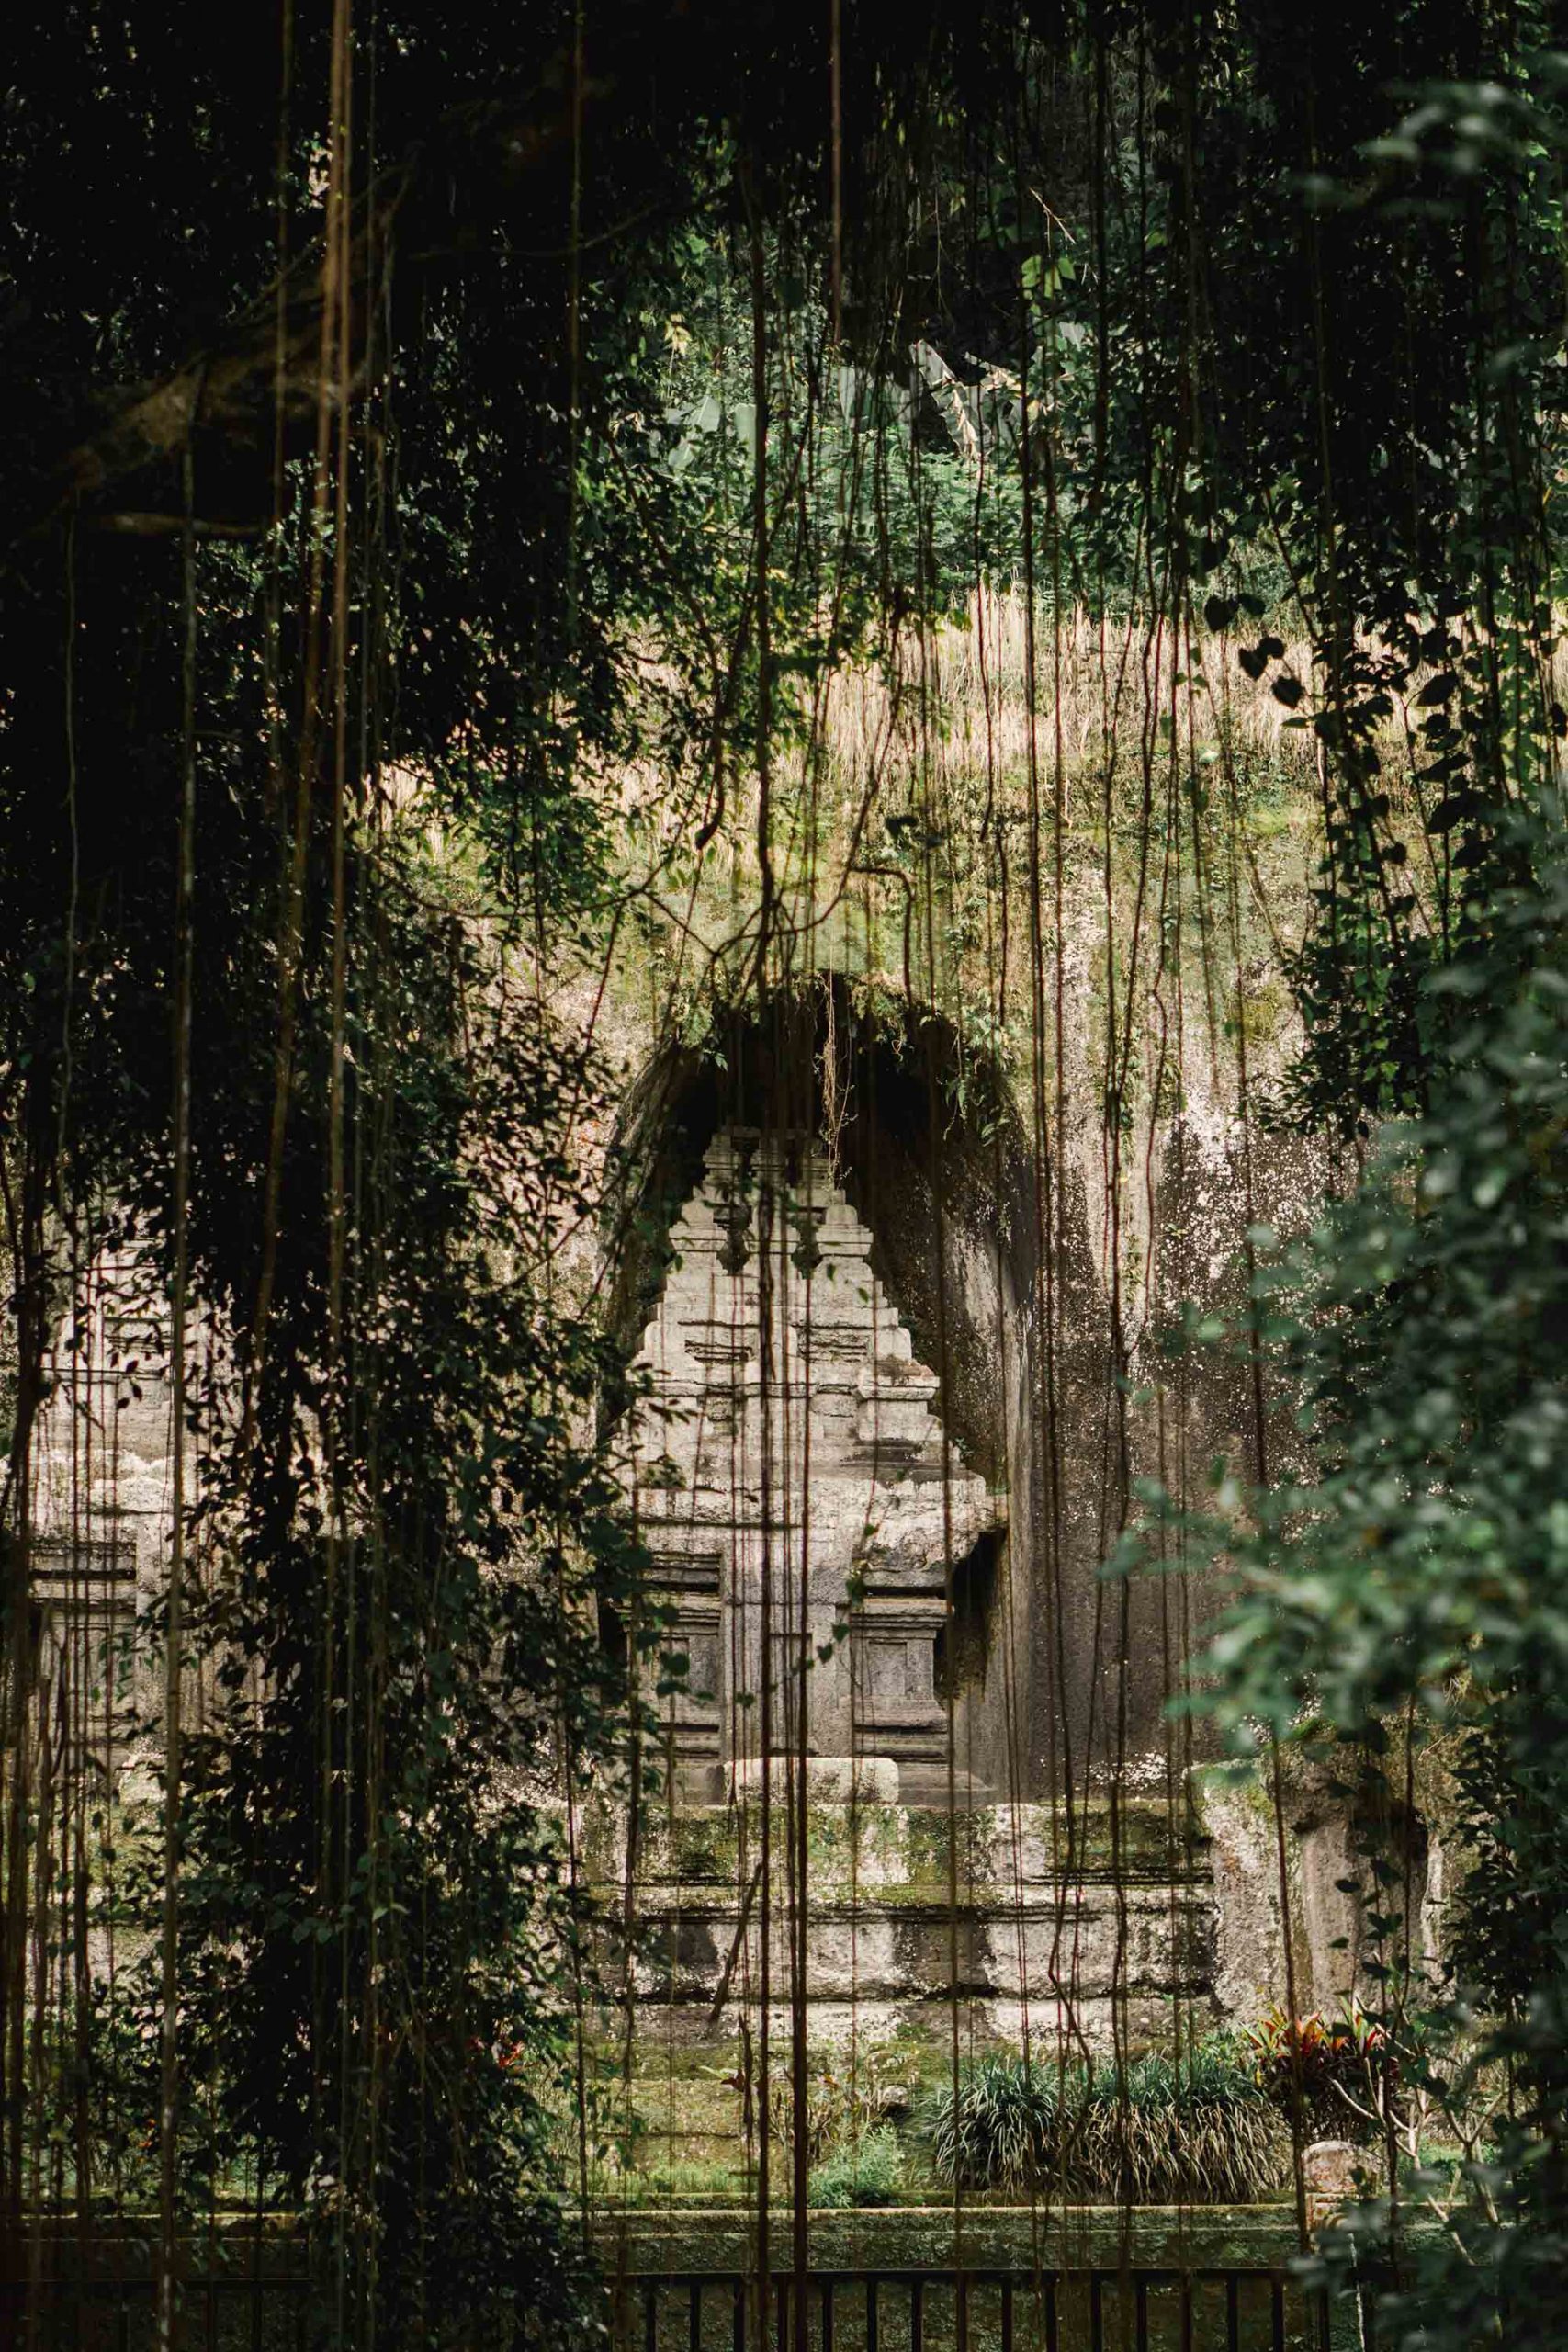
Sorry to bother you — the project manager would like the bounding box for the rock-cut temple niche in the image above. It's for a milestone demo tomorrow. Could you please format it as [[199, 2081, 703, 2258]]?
[[628, 1129, 1004, 1801]]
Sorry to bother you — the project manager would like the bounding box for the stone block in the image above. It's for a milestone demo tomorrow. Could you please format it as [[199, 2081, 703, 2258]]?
[[730, 1756, 900, 1805]]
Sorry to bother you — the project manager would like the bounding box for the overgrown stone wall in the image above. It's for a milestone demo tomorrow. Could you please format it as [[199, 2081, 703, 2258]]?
[[22, 950, 1440, 2128]]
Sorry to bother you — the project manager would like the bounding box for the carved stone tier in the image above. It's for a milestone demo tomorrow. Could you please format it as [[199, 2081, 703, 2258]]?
[[592, 1792, 1217, 2061]]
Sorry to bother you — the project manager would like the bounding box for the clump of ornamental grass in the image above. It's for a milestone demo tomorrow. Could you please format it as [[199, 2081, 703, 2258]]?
[[1080, 2046, 1290, 2203], [924, 2054, 1062, 2192], [925, 2040, 1290, 2204]]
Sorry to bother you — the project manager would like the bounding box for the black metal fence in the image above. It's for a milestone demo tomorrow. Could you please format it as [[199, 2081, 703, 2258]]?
[[0, 2256, 1355, 2352], [0, 2271, 314, 2352], [614, 2267, 1345, 2352]]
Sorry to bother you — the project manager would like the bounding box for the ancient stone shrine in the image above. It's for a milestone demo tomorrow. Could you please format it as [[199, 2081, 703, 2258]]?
[[595, 1080, 1426, 2088], [628, 1128, 1006, 1802]]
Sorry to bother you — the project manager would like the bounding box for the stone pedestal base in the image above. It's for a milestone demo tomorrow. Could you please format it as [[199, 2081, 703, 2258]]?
[[728, 1754, 900, 1804]]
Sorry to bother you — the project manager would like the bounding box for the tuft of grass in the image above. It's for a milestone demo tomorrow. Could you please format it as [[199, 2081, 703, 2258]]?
[[809, 2127, 905, 2209], [924, 2039, 1290, 2204], [925, 2055, 1061, 2192], [590, 2154, 748, 2206]]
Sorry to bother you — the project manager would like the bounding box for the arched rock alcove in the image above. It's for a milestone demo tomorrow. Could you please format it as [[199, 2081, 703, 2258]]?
[[603, 982, 1057, 1803]]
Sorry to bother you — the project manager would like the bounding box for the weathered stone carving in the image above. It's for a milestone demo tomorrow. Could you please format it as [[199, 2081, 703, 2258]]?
[[629, 1130, 1006, 1793]]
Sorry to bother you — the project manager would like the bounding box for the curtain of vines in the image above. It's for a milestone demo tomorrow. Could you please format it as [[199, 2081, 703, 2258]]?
[[1, 3, 1564, 2349]]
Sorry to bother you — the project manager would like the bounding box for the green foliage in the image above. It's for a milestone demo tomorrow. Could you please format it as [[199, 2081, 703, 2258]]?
[[118, 832, 644, 2335], [808, 2128, 905, 2211], [616, 2155, 745, 2208], [1167, 838, 1568, 1746], [924, 2041, 1287, 2204], [924, 2055, 1060, 2193], [1246, 2005, 1393, 2147], [766, 2044, 905, 2167], [1128, 818, 1568, 2338]]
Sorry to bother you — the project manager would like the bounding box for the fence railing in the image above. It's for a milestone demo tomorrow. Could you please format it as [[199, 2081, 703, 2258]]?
[[0, 2271, 314, 2352], [0, 2256, 1355, 2352], [612, 2267, 1344, 2352]]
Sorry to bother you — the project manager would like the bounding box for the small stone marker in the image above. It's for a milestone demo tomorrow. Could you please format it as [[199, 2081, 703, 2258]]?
[[1303, 2138, 1359, 2233]]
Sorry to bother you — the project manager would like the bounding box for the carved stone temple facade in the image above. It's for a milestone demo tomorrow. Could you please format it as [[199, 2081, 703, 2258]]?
[[603, 1121, 1225, 2067], [627, 1129, 1004, 1803], [587, 1004, 1447, 2105]]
